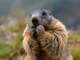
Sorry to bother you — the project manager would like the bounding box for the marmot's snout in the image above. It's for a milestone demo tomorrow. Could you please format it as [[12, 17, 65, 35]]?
[[32, 17, 39, 27]]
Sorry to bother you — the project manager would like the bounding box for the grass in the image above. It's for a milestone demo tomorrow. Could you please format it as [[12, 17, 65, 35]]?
[[68, 31, 80, 60], [71, 47, 80, 60], [0, 18, 25, 58], [0, 32, 23, 58], [68, 31, 80, 41], [0, 43, 12, 57]]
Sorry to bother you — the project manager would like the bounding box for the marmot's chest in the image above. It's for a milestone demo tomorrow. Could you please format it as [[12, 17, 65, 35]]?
[[38, 50, 53, 60]]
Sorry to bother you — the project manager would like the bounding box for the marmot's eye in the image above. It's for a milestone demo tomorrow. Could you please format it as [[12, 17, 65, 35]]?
[[42, 11, 47, 16]]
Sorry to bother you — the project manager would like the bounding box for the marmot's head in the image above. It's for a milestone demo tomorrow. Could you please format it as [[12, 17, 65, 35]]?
[[31, 9, 53, 27]]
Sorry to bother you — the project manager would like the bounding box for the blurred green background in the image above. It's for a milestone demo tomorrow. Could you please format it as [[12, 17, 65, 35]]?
[[0, 0, 80, 60]]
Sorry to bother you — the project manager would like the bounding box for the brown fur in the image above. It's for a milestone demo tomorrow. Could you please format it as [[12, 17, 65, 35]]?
[[23, 17, 73, 60]]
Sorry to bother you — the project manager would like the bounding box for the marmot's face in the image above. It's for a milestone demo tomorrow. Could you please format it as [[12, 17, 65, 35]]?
[[31, 9, 53, 27]]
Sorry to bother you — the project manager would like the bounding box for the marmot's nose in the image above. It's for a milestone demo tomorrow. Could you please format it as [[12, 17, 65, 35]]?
[[32, 17, 39, 26]]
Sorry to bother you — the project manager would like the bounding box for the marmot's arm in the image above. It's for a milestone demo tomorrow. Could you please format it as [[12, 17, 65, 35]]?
[[37, 19, 68, 59], [23, 24, 39, 60]]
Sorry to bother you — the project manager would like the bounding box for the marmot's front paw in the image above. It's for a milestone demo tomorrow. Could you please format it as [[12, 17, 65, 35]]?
[[36, 25, 45, 35], [23, 24, 31, 37]]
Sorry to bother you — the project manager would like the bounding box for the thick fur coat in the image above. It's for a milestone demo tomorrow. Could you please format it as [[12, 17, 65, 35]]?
[[23, 9, 73, 60]]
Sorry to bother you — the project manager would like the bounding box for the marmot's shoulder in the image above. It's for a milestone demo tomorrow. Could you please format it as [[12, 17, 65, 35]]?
[[47, 18, 68, 35]]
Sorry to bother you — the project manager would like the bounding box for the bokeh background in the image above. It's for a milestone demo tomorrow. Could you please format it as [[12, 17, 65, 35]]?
[[0, 0, 80, 60]]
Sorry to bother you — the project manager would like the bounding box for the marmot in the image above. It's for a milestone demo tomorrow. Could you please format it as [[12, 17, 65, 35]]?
[[23, 9, 73, 60]]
